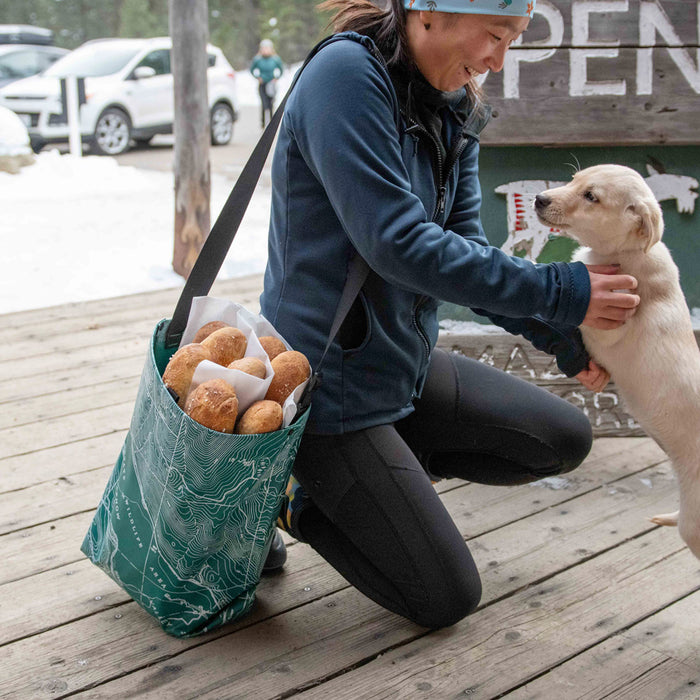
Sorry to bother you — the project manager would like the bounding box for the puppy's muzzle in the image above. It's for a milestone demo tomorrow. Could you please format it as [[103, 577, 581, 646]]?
[[534, 193, 551, 211]]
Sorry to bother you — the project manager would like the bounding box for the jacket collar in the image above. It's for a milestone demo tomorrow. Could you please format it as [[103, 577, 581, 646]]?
[[388, 61, 491, 141]]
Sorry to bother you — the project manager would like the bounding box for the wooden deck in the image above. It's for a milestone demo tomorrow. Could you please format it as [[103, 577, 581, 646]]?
[[2, 276, 699, 700]]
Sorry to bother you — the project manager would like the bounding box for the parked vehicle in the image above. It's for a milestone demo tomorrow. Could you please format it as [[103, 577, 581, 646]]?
[[0, 37, 239, 155], [0, 24, 55, 46], [0, 44, 69, 88], [0, 25, 68, 88]]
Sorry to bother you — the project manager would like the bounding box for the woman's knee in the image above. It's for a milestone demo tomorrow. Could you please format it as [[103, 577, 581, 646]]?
[[541, 403, 593, 476], [409, 572, 482, 629]]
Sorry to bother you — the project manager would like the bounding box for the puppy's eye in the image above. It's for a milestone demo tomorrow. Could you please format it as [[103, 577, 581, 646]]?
[[584, 191, 598, 203]]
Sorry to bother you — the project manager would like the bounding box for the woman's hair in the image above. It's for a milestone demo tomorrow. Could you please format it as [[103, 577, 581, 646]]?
[[318, 0, 410, 68], [318, 0, 483, 103]]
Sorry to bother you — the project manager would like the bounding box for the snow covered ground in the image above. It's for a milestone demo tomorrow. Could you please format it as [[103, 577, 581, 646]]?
[[1, 69, 285, 315], [0, 151, 272, 314]]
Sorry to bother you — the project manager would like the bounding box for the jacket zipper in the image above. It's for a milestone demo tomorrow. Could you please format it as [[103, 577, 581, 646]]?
[[411, 298, 432, 367], [405, 120, 445, 220], [404, 117, 470, 366]]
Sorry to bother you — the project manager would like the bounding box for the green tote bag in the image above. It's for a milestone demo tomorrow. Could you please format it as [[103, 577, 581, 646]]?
[[80, 36, 370, 637], [80, 318, 310, 637]]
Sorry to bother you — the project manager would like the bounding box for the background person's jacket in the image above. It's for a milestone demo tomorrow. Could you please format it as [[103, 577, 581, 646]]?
[[260, 33, 590, 435], [250, 54, 284, 84]]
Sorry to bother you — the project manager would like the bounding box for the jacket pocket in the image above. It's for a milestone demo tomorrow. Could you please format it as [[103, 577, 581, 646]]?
[[339, 291, 372, 355]]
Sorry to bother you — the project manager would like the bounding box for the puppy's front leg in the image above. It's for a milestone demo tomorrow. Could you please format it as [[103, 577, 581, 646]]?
[[650, 510, 679, 527]]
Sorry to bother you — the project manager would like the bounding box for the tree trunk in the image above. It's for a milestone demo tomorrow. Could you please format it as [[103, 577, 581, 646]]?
[[169, 0, 210, 279]]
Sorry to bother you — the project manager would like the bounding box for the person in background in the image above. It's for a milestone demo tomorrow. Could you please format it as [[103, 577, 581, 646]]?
[[250, 38, 284, 128], [262, 0, 640, 628]]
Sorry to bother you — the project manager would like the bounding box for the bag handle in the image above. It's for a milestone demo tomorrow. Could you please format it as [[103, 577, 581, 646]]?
[[166, 88, 293, 347]]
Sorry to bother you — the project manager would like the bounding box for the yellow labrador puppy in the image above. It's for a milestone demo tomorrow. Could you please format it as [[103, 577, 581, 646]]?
[[534, 164, 700, 560]]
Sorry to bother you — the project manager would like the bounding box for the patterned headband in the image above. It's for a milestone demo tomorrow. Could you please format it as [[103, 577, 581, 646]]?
[[404, 0, 535, 18]]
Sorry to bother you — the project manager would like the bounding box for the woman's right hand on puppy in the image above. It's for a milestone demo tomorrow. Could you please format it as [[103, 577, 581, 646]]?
[[582, 264, 640, 330]]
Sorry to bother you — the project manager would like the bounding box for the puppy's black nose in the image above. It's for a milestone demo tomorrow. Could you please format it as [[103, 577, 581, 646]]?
[[535, 194, 551, 209]]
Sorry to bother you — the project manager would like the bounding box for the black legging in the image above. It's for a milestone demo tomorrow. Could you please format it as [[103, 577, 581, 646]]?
[[258, 82, 274, 127], [292, 348, 592, 629]]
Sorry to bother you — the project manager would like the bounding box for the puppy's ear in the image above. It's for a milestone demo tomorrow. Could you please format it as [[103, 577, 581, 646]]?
[[627, 198, 663, 253]]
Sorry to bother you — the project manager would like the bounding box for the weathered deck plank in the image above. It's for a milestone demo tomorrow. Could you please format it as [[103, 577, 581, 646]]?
[[0, 452, 677, 649], [0, 354, 142, 403], [502, 592, 700, 699], [2, 281, 699, 700], [291, 532, 697, 700], [1, 377, 138, 430], [1, 434, 124, 493], [2, 511, 95, 585], [0, 401, 134, 461]]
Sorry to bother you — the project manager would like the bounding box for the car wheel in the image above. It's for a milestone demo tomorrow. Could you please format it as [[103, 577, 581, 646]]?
[[210, 102, 234, 146], [92, 108, 132, 156]]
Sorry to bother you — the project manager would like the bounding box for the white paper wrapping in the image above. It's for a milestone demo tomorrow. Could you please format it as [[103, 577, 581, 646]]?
[[178, 296, 308, 427]]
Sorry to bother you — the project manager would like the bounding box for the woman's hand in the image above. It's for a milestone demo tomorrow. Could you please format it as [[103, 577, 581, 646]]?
[[576, 359, 610, 392], [582, 264, 639, 330]]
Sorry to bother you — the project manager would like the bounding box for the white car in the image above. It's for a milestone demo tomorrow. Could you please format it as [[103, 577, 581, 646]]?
[[0, 37, 239, 155]]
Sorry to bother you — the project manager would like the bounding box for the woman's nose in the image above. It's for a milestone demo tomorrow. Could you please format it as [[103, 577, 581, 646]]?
[[486, 44, 509, 73]]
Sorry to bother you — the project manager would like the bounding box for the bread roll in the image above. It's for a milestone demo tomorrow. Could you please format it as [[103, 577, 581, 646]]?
[[235, 400, 283, 434], [227, 356, 267, 379], [258, 335, 287, 360], [193, 320, 230, 343], [265, 350, 311, 405], [162, 343, 211, 408], [200, 326, 247, 366], [184, 379, 239, 433]]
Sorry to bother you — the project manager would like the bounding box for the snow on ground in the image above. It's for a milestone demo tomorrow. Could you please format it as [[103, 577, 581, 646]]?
[[0, 150, 272, 314], [0, 67, 290, 315]]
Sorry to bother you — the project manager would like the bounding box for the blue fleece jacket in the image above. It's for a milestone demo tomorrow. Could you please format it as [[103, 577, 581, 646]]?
[[260, 33, 590, 434]]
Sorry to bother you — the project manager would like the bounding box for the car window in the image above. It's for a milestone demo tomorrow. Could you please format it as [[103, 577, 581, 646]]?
[[208, 53, 216, 68], [44, 44, 140, 77], [39, 51, 64, 71], [136, 49, 170, 76], [0, 49, 41, 78]]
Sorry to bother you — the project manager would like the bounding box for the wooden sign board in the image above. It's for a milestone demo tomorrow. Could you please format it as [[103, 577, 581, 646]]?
[[480, 0, 700, 145], [436, 329, 651, 437]]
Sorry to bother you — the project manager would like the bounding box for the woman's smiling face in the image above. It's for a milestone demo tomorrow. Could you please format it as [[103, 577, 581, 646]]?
[[407, 11, 529, 92]]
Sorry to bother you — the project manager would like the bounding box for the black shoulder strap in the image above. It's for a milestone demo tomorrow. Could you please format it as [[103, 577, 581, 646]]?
[[166, 38, 331, 347]]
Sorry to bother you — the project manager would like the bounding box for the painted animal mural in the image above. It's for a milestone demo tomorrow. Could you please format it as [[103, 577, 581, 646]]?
[[497, 164, 699, 261]]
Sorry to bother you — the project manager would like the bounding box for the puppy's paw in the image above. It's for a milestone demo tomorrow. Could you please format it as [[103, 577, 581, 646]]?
[[650, 510, 679, 527]]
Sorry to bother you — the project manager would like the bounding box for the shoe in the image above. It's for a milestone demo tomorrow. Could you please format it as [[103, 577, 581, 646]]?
[[277, 474, 310, 542], [262, 528, 287, 572]]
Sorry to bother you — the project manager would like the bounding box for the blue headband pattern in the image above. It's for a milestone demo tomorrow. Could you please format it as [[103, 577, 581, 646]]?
[[404, 0, 535, 17]]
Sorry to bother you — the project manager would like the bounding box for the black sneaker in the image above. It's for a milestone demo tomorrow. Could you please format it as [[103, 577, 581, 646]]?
[[262, 528, 287, 572]]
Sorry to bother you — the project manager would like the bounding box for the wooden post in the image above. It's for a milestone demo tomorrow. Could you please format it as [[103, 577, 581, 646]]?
[[169, 0, 211, 279]]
